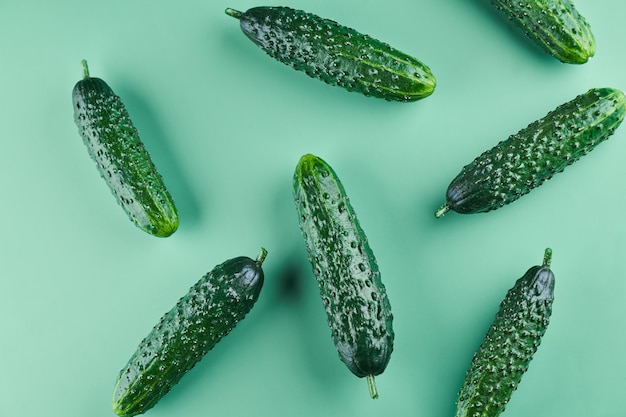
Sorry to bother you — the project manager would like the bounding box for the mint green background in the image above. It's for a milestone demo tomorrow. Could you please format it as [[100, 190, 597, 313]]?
[[1, 1, 625, 416]]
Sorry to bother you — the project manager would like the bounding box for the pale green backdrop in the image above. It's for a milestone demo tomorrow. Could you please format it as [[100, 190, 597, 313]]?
[[1, 1, 624, 417]]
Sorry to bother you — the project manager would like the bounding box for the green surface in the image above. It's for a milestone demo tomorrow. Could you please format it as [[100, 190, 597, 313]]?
[[0, 1, 624, 417]]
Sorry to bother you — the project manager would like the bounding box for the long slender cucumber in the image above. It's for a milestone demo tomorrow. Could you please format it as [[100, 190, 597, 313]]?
[[456, 248, 555, 417], [72, 59, 178, 237], [225, 6, 436, 102], [435, 87, 626, 217], [293, 154, 394, 398], [112, 249, 267, 416]]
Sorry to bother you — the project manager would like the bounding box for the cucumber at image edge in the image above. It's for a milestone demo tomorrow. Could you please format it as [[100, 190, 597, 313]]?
[[112, 249, 267, 417], [435, 87, 626, 217], [456, 248, 555, 417], [72, 60, 178, 237], [488, 0, 595, 64], [293, 154, 394, 399], [225, 6, 436, 102]]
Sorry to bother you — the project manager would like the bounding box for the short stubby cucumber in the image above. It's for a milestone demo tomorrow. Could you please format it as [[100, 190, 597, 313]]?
[[488, 0, 595, 64], [456, 248, 555, 417], [293, 154, 394, 399], [225, 6, 436, 102], [112, 249, 267, 417], [435, 87, 626, 217], [72, 60, 178, 237]]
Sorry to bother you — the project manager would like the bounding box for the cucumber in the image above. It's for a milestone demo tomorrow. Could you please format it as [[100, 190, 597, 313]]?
[[488, 0, 595, 64], [72, 60, 178, 237], [225, 6, 436, 102], [112, 248, 267, 417], [455, 248, 555, 417], [435, 87, 626, 217], [293, 154, 393, 399]]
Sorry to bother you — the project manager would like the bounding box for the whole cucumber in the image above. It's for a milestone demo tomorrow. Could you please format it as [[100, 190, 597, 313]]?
[[72, 60, 178, 237], [435, 87, 626, 217], [488, 0, 595, 64], [225, 6, 436, 102], [456, 248, 555, 417], [112, 249, 267, 417], [293, 154, 393, 398]]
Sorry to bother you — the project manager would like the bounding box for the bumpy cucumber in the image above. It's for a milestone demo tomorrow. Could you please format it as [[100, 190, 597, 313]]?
[[293, 154, 393, 398], [456, 248, 555, 417], [488, 0, 595, 64], [112, 249, 267, 417], [435, 87, 626, 217], [72, 60, 178, 237], [225, 6, 435, 102]]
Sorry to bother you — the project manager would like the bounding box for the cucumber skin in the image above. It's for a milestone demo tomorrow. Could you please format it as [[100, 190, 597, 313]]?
[[437, 88, 626, 216], [228, 6, 435, 102], [293, 154, 394, 381], [72, 74, 178, 237], [489, 0, 595, 64], [112, 252, 266, 417], [456, 249, 555, 417]]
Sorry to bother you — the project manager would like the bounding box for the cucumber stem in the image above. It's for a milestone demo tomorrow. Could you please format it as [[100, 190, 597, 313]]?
[[81, 59, 90, 79], [542, 248, 552, 268], [434, 204, 450, 218], [367, 374, 379, 399], [225, 8, 243, 19], [256, 247, 268, 266]]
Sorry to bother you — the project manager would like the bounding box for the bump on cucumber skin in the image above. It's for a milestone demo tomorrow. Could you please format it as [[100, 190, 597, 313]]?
[[231, 6, 435, 102], [112, 255, 266, 417], [293, 154, 394, 381], [455, 252, 555, 417], [489, 0, 595, 64], [72, 76, 178, 237], [441, 87, 626, 215]]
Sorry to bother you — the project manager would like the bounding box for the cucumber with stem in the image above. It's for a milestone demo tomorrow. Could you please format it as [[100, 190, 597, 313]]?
[[456, 248, 555, 417], [435, 87, 626, 217], [225, 6, 436, 102], [293, 154, 394, 399], [112, 248, 268, 416], [72, 59, 178, 237]]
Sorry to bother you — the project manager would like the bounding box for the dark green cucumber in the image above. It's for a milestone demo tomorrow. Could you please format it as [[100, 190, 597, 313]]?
[[72, 60, 178, 237], [488, 0, 595, 64], [112, 248, 267, 417], [456, 248, 555, 417], [293, 154, 393, 399], [225, 6, 435, 102], [435, 87, 626, 217]]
